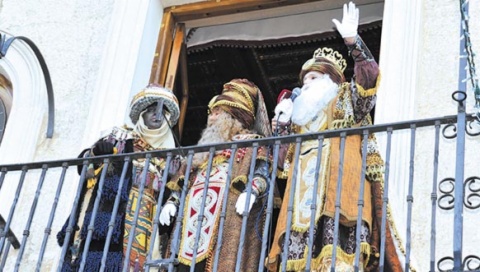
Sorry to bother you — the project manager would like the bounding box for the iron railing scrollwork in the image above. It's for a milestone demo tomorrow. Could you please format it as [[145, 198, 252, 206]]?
[[463, 176, 480, 209], [442, 89, 480, 138], [437, 1, 480, 270], [438, 178, 455, 210], [442, 91, 469, 139], [438, 176, 480, 210], [466, 117, 480, 136], [437, 255, 480, 272]]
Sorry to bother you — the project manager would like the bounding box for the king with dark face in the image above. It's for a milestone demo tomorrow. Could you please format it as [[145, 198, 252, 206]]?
[[142, 102, 166, 129], [57, 83, 181, 272]]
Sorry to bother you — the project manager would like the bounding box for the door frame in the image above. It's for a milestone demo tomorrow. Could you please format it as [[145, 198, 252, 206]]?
[[150, 0, 382, 138]]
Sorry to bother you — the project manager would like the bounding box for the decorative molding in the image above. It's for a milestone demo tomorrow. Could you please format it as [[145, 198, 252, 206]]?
[[81, 0, 164, 148], [375, 0, 423, 232], [0, 32, 47, 223], [0, 32, 46, 164]]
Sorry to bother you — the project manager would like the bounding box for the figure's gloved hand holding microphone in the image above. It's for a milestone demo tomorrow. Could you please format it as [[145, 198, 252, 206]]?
[[272, 87, 302, 135]]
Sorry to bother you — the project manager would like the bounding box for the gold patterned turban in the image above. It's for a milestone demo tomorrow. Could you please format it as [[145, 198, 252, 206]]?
[[208, 79, 272, 137]]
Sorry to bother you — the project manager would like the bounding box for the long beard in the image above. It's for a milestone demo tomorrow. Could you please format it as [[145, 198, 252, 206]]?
[[192, 112, 244, 168], [291, 75, 339, 126]]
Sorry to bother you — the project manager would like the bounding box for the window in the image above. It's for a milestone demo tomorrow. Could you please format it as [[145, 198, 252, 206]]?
[[151, 1, 384, 145]]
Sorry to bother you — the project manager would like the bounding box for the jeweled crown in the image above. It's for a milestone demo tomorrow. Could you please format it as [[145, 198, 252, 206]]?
[[311, 47, 347, 72]]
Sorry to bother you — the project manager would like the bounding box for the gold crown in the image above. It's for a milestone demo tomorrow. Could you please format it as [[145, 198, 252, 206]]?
[[303, 47, 347, 73]]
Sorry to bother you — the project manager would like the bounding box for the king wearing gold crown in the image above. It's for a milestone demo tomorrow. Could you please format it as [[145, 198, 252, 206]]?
[[267, 2, 405, 272]]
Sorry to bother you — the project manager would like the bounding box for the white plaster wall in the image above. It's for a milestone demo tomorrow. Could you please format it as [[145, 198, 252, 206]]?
[[0, 0, 115, 270], [412, 1, 458, 270], [376, 0, 480, 271], [414, 0, 480, 270], [0, 0, 164, 267], [0, 0, 115, 161]]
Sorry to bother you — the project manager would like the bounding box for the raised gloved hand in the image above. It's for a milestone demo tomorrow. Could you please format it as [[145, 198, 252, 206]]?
[[159, 203, 177, 226], [332, 1, 359, 39], [235, 192, 256, 215], [274, 98, 293, 124], [92, 141, 115, 156]]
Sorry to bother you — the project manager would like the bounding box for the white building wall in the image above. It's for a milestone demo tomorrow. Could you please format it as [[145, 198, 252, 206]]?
[[415, 0, 480, 270], [0, 0, 163, 269], [0, 0, 115, 270], [0, 0, 116, 161], [376, 0, 480, 271]]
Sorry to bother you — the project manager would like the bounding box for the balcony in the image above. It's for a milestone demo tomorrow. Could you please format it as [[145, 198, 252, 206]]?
[[0, 109, 479, 272]]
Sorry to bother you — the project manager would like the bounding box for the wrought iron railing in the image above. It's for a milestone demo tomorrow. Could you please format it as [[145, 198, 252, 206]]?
[[0, 112, 479, 272]]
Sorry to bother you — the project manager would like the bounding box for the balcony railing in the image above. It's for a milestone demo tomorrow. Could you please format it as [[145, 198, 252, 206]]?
[[0, 113, 479, 272]]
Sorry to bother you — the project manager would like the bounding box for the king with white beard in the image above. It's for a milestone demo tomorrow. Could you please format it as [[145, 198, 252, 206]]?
[[159, 79, 273, 272], [291, 72, 339, 126], [267, 2, 406, 271]]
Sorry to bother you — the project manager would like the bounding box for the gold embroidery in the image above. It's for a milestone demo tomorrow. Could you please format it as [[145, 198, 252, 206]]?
[[357, 73, 381, 97]]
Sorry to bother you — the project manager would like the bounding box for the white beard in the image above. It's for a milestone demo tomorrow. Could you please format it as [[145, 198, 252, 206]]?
[[192, 111, 244, 168], [291, 75, 339, 126], [192, 116, 230, 167]]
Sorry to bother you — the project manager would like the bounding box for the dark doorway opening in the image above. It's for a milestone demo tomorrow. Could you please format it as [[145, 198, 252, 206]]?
[[178, 21, 382, 146]]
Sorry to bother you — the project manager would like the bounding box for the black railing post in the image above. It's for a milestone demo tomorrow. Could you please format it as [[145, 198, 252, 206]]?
[[452, 0, 469, 269]]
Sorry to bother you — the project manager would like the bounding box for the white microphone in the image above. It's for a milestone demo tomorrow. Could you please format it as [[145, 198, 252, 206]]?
[[278, 87, 301, 116], [274, 87, 302, 135]]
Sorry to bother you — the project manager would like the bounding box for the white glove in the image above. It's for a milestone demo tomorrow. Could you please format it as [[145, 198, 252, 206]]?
[[332, 1, 359, 38], [159, 203, 177, 226], [235, 192, 256, 215], [274, 98, 293, 124]]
